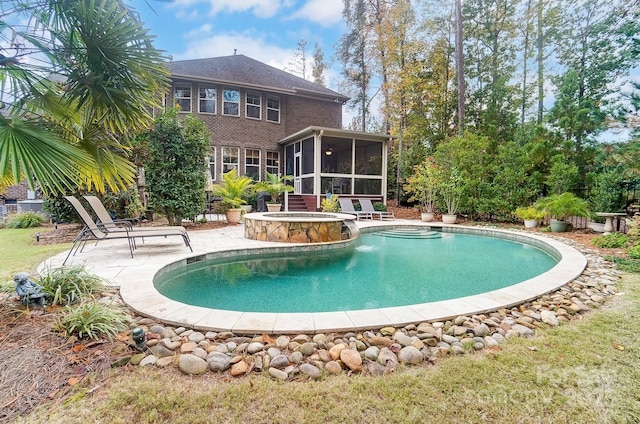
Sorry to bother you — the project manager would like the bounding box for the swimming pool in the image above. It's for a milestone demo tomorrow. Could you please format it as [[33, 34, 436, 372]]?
[[155, 229, 558, 313]]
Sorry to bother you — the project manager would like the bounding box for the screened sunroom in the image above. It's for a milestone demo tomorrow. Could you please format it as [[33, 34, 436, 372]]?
[[279, 126, 393, 211]]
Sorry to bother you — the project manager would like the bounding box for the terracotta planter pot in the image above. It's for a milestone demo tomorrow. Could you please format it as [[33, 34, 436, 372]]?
[[266, 203, 282, 212], [225, 208, 242, 225], [442, 214, 457, 224]]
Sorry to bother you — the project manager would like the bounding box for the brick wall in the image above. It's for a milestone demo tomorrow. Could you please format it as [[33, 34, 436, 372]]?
[[167, 81, 343, 179], [285, 96, 342, 135], [4, 181, 30, 200]]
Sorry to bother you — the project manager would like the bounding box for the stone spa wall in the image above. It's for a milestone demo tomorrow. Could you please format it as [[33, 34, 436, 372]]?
[[243, 212, 354, 243]]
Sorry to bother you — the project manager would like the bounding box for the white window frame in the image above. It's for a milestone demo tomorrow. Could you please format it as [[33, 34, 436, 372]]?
[[245, 148, 261, 180], [267, 95, 280, 123], [222, 147, 239, 173], [199, 85, 217, 114], [206, 148, 216, 185], [174, 82, 192, 112], [266, 151, 280, 175], [246, 91, 262, 120], [223, 88, 240, 116]]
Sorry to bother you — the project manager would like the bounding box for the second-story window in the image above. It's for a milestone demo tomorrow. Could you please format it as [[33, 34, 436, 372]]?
[[223, 88, 240, 116], [246, 92, 261, 119], [199, 85, 216, 114], [174, 83, 191, 112], [267, 95, 280, 123]]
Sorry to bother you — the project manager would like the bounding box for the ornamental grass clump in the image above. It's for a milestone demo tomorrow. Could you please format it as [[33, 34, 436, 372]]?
[[55, 302, 128, 340], [6, 212, 46, 228], [40, 266, 105, 306]]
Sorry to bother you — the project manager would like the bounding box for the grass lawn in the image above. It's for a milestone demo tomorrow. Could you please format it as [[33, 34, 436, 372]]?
[[2, 226, 639, 423], [0, 227, 71, 286]]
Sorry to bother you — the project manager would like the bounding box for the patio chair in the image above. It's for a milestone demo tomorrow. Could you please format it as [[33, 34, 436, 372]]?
[[338, 198, 372, 220], [63, 196, 192, 265], [359, 198, 394, 221], [83, 195, 187, 235]]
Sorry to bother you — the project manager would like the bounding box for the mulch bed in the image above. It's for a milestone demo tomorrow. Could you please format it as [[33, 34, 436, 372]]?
[[1, 219, 229, 422], [0, 302, 133, 423]]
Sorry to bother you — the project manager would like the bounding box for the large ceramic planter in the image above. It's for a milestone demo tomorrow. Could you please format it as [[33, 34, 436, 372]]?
[[267, 203, 282, 212], [241, 205, 252, 213], [549, 219, 568, 233], [523, 219, 538, 229], [442, 214, 457, 224], [225, 208, 242, 225], [421, 212, 434, 222]]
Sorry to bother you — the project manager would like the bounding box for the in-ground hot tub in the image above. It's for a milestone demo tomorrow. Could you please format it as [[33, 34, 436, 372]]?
[[244, 212, 358, 243]]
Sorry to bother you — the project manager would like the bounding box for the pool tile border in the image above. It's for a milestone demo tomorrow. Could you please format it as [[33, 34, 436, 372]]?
[[40, 222, 587, 334]]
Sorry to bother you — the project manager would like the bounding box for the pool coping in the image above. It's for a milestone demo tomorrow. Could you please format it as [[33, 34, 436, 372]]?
[[39, 221, 587, 335]]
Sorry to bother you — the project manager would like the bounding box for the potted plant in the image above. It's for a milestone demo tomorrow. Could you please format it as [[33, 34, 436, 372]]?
[[534, 192, 590, 232], [438, 167, 463, 224], [211, 169, 254, 225], [514, 206, 545, 229], [404, 158, 439, 222], [254, 172, 294, 212]]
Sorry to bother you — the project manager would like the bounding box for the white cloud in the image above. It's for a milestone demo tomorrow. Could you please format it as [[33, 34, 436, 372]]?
[[177, 32, 295, 71], [206, 0, 284, 18], [290, 0, 343, 27]]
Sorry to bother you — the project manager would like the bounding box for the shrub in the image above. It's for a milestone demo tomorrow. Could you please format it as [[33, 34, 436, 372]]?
[[321, 196, 340, 212], [593, 233, 628, 249], [102, 185, 146, 219], [627, 245, 640, 259], [39, 266, 105, 306], [55, 302, 128, 340], [373, 202, 387, 212], [514, 206, 545, 221], [6, 212, 46, 228], [43, 195, 80, 224]]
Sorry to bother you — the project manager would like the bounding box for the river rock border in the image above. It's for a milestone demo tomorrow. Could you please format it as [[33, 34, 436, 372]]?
[[105, 236, 621, 379]]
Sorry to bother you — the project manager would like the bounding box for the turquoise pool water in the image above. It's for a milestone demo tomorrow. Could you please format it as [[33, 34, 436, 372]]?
[[154, 231, 557, 313]]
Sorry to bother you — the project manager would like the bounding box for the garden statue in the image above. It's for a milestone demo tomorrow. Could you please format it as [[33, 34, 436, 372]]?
[[14, 272, 47, 306]]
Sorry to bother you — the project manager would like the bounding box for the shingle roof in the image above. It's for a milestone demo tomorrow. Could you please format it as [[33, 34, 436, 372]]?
[[170, 54, 349, 102]]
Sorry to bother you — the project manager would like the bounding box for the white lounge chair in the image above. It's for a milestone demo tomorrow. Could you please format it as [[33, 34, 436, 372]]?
[[338, 198, 372, 220], [359, 199, 394, 220]]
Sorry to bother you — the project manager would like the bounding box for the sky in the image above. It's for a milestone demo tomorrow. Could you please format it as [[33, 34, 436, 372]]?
[[130, 0, 348, 91]]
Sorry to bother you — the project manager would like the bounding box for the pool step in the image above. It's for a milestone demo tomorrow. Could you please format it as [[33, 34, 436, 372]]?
[[376, 228, 442, 239]]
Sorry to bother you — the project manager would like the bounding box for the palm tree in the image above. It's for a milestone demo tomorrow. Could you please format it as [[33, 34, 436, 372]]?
[[0, 0, 168, 195]]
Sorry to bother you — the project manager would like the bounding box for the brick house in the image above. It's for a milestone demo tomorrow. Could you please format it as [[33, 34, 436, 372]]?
[[168, 54, 392, 211], [1, 54, 392, 216]]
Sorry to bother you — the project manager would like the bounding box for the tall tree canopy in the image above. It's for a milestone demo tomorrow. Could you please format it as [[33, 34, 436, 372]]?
[[0, 0, 168, 195]]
